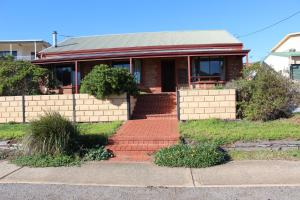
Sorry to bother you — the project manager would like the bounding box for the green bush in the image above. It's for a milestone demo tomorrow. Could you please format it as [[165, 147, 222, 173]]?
[[83, 146, 113, 161], [80, 64, 138, 99], [154, 143, 228, 168], [0, 60, 48, 96], [11, 154, 81, 167], [22, 112, 79, 155], [226, 62, 300, 121]]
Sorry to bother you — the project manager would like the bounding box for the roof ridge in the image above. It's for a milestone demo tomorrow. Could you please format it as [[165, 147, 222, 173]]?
[[67, 30, 229, 39]]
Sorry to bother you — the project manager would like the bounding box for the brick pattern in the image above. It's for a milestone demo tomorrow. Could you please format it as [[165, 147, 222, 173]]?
[[130, 96, 137, 116], [179, 89, 236, 120], [132, 93, 177, 119], [226, 56, 243, 81], [107, 119, 180, 161], [0, 96, 23, 123], [0, 94, 128, 123]]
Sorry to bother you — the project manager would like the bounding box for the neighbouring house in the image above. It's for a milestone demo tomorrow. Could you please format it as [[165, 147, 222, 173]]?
[[32, 30, 250, 94], [0, 40, 50, 61], [264, 32, 300, 81]]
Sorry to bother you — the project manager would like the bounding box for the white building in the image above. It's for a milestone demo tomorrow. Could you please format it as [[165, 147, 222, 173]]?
[[264, 32, 300, 81], [0, 40, 50, 61]]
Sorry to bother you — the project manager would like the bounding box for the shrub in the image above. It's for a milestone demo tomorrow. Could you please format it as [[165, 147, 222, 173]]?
[[83, 146, 113, 161], [226, 62, 300, 121], [11, 154, 81, 167], [154, 143, 228, 168], [0, 60, 48, 96], [80, 64, 138, 99], [22, 112, 79, 155]]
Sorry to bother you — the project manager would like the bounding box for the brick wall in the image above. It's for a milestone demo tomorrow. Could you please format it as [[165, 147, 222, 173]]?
[[130, 96, 137, 116], [0, 94, 128, 123], [226, 56, 243, 81], [141, 59, 161, 93], [179, 89, 236, 120]]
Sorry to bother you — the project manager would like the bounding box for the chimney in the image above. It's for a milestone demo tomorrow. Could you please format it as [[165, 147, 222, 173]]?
[[52, 31, 57, 47]]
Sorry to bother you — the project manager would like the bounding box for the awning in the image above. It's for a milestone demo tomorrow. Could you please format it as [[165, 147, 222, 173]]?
[[270, 52, 300, 57]]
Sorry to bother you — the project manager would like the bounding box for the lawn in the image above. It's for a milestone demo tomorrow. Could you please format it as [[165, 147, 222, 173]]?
[[229, 150, 300, 161], [180, 115, 300, 145], [0, 121, 122, 141]]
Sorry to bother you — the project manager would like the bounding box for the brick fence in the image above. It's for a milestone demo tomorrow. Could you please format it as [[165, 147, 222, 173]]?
[[178, 89, 236, 120], [0, 94, 128, 123]]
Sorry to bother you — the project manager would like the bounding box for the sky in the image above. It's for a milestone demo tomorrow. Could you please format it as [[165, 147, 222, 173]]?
[[1, 0, 300, 62]]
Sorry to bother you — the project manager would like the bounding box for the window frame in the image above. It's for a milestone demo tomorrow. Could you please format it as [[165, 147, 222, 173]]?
[[112, 61, 130, 70], [191, 57, 225, 82]]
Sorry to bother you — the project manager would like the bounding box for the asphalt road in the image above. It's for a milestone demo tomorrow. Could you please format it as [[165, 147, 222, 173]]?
[[1, 183, 300, 200]]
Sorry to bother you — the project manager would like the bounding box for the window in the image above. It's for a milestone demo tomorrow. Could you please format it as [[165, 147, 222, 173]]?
[[133, 60, 142, 84], [54, 65, 81, 87], [112, 61, 130, 70], [31, 52, 36, 60], [193, 57, 224, 77], [291, 64, 300, 81], [0, 51, 17, 57]]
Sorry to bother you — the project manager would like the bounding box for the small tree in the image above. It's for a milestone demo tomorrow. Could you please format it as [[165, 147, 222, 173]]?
[[80, 64, 139, 99], [0, 60, 48, 96], [226, 62, 300, 121]]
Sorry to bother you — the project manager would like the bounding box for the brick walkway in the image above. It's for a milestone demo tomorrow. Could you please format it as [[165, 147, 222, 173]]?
[[107, 93, 180, 161], [107, 119, 179, 161]]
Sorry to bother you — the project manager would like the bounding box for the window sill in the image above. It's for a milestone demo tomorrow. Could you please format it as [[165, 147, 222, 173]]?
[[191, 80, 225, 84]]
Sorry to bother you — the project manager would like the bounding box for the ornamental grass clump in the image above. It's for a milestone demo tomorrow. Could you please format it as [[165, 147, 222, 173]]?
[[22, 112, 79, 156], [154, 143, 228, 168]]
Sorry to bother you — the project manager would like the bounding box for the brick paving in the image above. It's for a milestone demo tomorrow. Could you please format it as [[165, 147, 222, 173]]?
[[107, 93, 179, 161], [107, 119, 179, 161]]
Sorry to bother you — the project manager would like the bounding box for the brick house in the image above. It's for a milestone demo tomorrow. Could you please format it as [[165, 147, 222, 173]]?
[[33, 30, 250, 94], [5, 30, 249, 160]]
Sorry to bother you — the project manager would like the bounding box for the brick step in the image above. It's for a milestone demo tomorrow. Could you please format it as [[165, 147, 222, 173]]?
[[132, 113, 177, 119], [109, 135, 179, 140], [134, 104, 176, 107], [136, 98, 176, 102], [134, 102, 176, 105], [135, 99, 176, 103], [108, 138, 178, 145], [133, 110, 176, 117], [107, 144, 171, 151]]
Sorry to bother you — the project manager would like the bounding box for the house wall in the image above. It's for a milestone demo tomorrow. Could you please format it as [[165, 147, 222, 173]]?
[[140, 58, 162, 93], [51, 55, 244, 94], [264, 55, 290, 77], [179, 89, 236, 120], [225, 56, 243, 81], [265, 34, 300, 78], [130, 96, 137, 116], [0, 94, 128, 123], [275, 35, 300, 52]]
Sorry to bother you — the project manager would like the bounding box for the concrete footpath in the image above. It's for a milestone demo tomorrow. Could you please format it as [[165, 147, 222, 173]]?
[[2, 160, 300, 186], [1, 160, 300, 199]]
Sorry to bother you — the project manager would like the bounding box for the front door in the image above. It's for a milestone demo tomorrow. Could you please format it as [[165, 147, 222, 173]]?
[[161, 60, 176, 92]]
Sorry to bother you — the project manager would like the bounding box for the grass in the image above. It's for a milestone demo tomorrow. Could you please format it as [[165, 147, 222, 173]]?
[[77, 121, 122, 147], [11, 154, 81, 167], [0, 123, 29, 140], [78, 121, 121, 137], [0, 121, 122, 141], [180, 115, 300, 145], [229, 150, 300, 161]]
